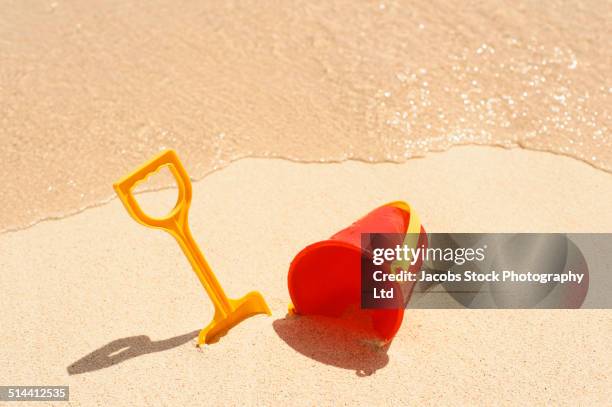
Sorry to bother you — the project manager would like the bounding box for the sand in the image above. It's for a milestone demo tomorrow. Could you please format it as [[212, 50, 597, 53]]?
[[2, 1, 610, 404], [1, 146, 611, 406]]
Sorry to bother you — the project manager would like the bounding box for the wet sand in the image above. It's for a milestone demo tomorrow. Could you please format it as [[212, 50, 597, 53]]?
[[1, 0, 610, 232]]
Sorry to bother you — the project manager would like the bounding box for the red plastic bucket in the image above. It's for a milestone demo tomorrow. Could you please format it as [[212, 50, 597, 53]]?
[[288, 202, 426, 342]]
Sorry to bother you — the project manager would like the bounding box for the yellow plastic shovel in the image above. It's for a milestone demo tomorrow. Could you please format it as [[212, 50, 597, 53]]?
[[113, 150, 271, 345]]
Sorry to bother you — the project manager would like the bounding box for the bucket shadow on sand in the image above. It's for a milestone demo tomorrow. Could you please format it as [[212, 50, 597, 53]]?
[[67, 330, 199, 375], [273, 315, 390, 376]]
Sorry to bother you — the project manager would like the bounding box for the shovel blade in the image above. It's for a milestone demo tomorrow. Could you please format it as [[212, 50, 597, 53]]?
[[198, 291, 271, 345]]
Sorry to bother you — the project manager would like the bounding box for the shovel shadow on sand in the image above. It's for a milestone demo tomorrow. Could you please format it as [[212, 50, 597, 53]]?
[[67, 330, 199, 375], [273, 315, 390, 377]]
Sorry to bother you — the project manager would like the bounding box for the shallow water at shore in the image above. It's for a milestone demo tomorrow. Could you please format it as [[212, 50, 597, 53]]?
[[1, 0, 610, 232]]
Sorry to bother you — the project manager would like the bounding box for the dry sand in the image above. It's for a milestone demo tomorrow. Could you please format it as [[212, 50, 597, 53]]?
[[1, 146, 611, 406]]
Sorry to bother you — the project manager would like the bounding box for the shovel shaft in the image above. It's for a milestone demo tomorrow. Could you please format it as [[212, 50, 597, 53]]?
[[171, 223, 233, 316]]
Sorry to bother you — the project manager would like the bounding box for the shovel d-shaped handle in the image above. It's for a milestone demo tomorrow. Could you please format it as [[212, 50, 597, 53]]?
[[113, 150, 233, 316], [113, 150, 192, 230]]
